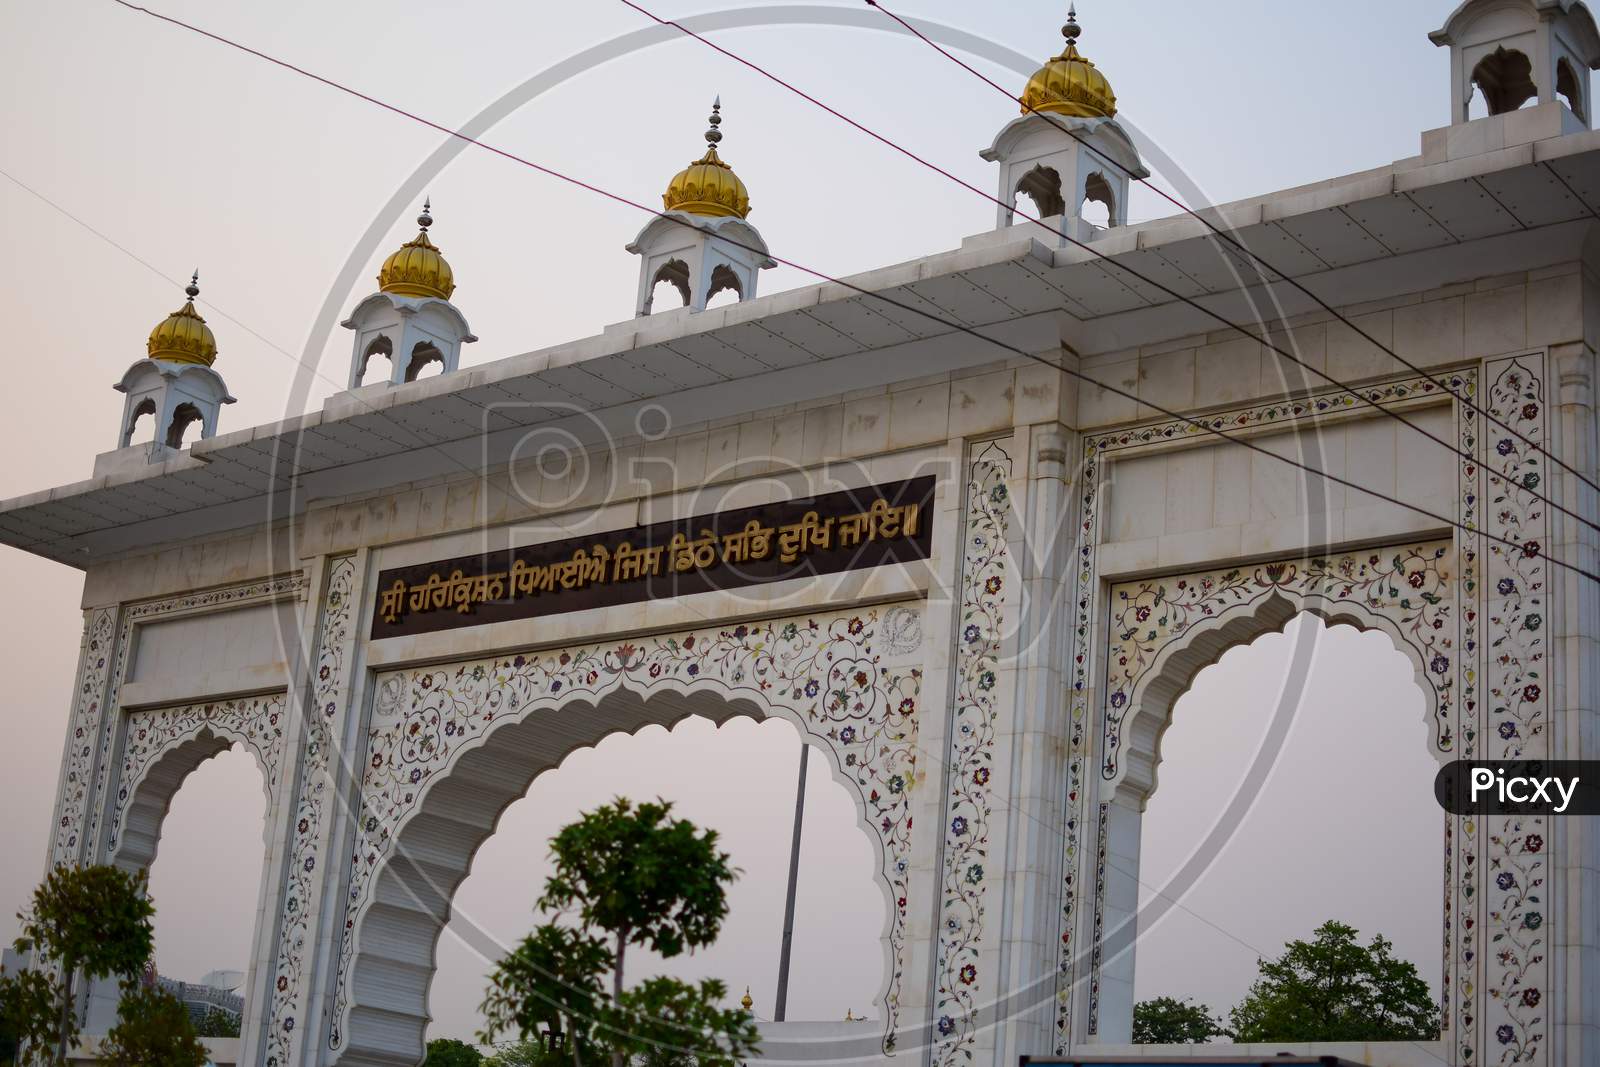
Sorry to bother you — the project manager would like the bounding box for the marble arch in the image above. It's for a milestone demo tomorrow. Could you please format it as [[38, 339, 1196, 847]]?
[[330, 605, 925, 1067], [1085, 548, 1456, 1046], [16, 3, 1600, 1065]]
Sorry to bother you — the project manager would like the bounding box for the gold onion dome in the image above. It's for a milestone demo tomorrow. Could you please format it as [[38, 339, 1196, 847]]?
[[662, 98, 752, 219], [147, 272, 218, 366], [1020, 6, 1117, 118], [378, 200, 456, 299]]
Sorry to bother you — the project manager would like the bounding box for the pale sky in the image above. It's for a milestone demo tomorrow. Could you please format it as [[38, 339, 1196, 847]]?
[[0, 0, 1456, 1041]]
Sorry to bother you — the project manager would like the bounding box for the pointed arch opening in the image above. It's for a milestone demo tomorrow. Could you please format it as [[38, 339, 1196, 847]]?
[[1469, 46, 1538, 116], [357, 334, 394, 386], [165, 403, 203, 449], [705, 264, 743, 309], [1092, 586, 1447, 1049], [88, 716, 277, 1049], [648, 259, 692, 314], [124, 397, 157, 447], [424, 714, 885, 1043], [405, 341, 445, 382], [1081, 172, 1115, 230], [1558, 56, 1586, 122], [332, 620, 922, 1067], [1014, 163, 1065, 220]]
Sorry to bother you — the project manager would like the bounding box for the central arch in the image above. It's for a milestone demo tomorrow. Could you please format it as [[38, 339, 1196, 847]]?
[[330, 604, 925, 1067]]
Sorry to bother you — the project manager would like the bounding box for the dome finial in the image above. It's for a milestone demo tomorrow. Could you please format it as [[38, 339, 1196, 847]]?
[[418, 198, 433, 232], [148, 269, 218, 366], [1063, 4, 1081, 44], [705, 96, 723, 148]]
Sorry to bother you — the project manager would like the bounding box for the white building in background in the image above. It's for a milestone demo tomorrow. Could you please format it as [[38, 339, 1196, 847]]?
[[4, 2, 1599, 1066]]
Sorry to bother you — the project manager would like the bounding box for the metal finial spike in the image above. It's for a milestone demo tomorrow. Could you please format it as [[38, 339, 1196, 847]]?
[[186, 270, 200, 300], [1063, 3, 1081, 41], [418, 197, 433, 231], [705, 97, 723, 146]]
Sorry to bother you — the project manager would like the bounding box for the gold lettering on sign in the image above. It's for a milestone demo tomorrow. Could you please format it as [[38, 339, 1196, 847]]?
[[376, 487, 926, 626]]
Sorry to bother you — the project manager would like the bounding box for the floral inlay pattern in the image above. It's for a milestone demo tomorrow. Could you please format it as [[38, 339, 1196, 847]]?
[[931, 441, 1012, 1067], [1056, 368, 1481, 1050], [268, 556, 357, 1067], [102, 695, 287, 857], [1101, 543, 1456, 785], [49, 607, 117, 866], [82, 575, 306, 860], [1482, 356, 1548, 1065], [329, 606, 922, 1054]]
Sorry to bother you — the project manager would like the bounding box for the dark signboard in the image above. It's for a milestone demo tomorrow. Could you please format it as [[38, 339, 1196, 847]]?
[[370, 475, 936, 639]]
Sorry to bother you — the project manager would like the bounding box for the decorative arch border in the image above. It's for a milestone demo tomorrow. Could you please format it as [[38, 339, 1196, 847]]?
[[102, 695, 289, 865], [1100, 541, 1457, 802], [1052, 365, 1488, 1057], [328, 602, 926, 1061]]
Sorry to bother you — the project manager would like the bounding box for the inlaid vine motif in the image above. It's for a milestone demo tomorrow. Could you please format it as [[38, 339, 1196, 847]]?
[[931, 441, 1012, 1067], [267, 556, 357, 1067], [329, 605, 922, 1055], [102, 695, 288, 857], [1055, 369, 1479, 1051], [1482, 355, 1548, 1066], [1100, 542, 1456, 785], [81, 575, 306, 860], [49, 607, 117, 866], [1053, 433, 1102, 1052], [1453, 369, 1481, 1054]]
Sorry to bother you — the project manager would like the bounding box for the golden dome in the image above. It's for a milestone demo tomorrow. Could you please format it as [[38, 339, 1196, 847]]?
[[662, 98, 752, 219], [147, 272, 218, 366], [1020, 8, 1117, 119], [378, 201, 456, 299]]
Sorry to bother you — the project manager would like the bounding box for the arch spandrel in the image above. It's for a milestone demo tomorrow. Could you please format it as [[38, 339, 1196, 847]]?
[[1100, 541, 1457, 805], [330, 603, 925, 1066]]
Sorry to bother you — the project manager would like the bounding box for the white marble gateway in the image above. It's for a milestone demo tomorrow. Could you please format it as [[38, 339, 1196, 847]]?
[[9, 3, 1600, 1067]]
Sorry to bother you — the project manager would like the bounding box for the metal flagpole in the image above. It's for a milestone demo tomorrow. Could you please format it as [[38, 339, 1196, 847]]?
[[773, 741, 809, 1021]]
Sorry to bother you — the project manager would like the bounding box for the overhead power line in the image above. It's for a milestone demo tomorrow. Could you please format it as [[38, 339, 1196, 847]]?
[[616, 0, 1600, 540], [104, 0, 1600, 588]]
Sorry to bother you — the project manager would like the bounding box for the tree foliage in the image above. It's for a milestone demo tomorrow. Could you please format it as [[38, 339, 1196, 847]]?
[[95, 982, 208, 1067], [479, 799, 757, 1067], [1228, 920, 1439, 1042], [1131, 995, 1228, 1044], [483, 1038, 566, 1067], [425, 1037, 484, 1067], [0, 865, 157, 1067], [193, 1008, 240, 1039]]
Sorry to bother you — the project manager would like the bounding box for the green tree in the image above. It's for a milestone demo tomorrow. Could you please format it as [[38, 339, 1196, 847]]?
[[426, 1038, 484, 1067], [479, 798, 759, 1067], [1131, 996, 1228, 1043], [0, 865, 156, 1066], [1228, 920, 1439, 1042], [95, 981, 207, 1067], [193, 1008, 240, 1039], [483, 1038, 565, 1067]]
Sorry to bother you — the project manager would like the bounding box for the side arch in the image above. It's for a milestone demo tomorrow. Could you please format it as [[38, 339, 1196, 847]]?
[[104, 695, 288, 866], [329, 604, 925, 1067], [1100, 541, 1457, 804]]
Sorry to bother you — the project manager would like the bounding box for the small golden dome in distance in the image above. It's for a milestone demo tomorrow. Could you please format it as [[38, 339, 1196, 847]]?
[[147, 271, 219, 366], [740, 988, 753, 1011], [378, 199, 456, 299], [662, 97, 752, 219], [1019, 5, 1117, 118]]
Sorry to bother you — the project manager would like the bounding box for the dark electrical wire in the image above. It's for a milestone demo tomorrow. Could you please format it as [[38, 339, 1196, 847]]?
[[615, 0, 1600, 540], [865, 0, 1600, 501], [104, 0, 1600, 588]]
